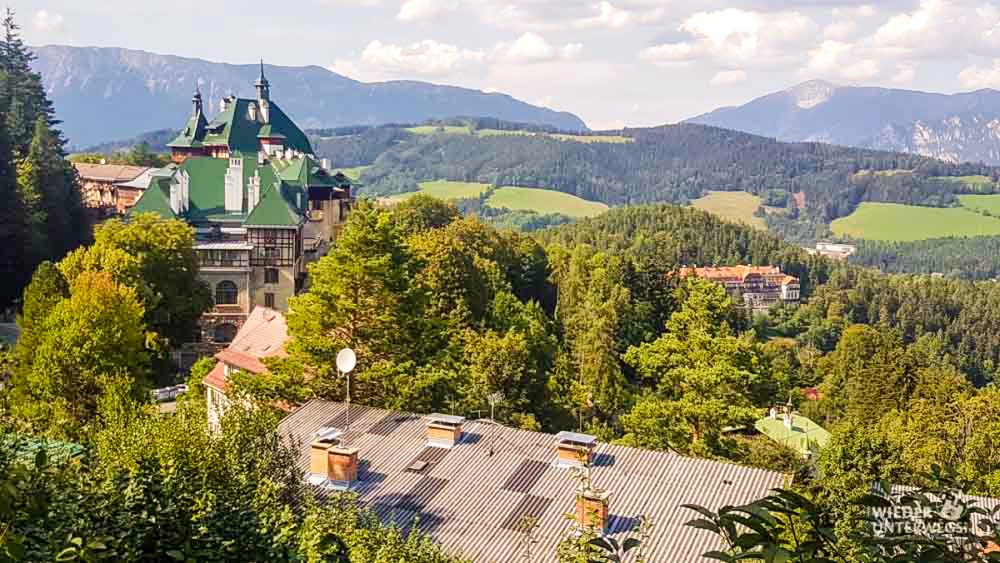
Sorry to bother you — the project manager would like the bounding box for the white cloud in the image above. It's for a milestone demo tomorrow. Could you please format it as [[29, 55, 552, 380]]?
[[397, 0, 457, 21], [573, 1, 664, 29], [710, 69, 747, 85], [638, 42, 697, 65], [32, 10, 65, 33], [892, 61, 917, 83], [332, 39, 486, 78], [803, 39, 878, 81], [641, 9, 818, 68], [873, 0, 944, 48], [823, 20, 857, 41], [959, 60, 1000, 89], [494, 32, 583, 63]]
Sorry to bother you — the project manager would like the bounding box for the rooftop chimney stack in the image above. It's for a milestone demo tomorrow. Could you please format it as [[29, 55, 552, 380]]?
[[576, 486, 610, 534], [555, 431, 597, 468], [425, 414, 465, 448], [192, 88, 203, 117], [308, 428, 359, 489]]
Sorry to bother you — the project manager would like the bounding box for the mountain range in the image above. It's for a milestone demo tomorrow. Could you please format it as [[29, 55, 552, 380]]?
[[30, 45, 587, 148], [687, 80, 1000, 165]]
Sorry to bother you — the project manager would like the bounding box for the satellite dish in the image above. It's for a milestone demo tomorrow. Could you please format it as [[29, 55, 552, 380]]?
[[336, 348, 357, 374]]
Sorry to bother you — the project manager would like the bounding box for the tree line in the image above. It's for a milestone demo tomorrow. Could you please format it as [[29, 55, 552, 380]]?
[[0, 10, 88, 311]]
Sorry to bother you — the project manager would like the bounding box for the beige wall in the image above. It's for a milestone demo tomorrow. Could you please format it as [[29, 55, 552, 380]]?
[[250, 264, 296, 312], [201, 270, 252, 313]]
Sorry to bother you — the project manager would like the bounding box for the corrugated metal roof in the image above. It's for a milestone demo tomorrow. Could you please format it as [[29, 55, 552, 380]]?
[[279, 400, 787, 562]]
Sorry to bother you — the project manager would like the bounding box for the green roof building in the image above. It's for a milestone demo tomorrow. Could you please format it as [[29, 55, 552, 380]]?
[[755, 408, 831, 458], [130, 65, 353, 350]]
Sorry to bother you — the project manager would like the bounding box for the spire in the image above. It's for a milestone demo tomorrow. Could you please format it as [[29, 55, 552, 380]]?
[[255, 59, 270, 100], [192, 86, 203, 116]]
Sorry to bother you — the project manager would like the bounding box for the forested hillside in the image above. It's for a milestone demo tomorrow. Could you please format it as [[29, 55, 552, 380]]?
[[312, 120, 994, 239], [850, 236, 1000, 279]]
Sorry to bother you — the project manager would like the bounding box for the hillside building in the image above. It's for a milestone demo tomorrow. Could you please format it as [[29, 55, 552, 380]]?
[[805, 241, 856, 260], [204, 306, 289, 430], [129, 64, 353, 350], [679, 265, 800, 312], [73, 162, 151, 220], [279, 399, 786, 562]]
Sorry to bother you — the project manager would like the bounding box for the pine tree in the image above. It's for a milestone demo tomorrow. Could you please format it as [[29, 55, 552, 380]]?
[[1, 8, 56, 153], [0, 117, 28, 308], [26, 117, 84, 257]]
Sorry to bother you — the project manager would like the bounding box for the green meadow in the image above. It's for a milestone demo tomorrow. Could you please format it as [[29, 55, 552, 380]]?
[[388, 180, 493, 201], [486, 186, 608, 218], [831, 202, 1000, 241], [689, 191, 767, 230]]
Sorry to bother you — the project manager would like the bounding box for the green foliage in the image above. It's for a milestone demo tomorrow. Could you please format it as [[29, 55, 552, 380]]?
[[59, 213, 211, 350], [687, 469, 1000, 562], [0, 10, 88, 308], [14, 271, 149, 435]]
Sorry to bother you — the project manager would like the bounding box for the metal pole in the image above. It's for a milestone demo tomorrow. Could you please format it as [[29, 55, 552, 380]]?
[[343, 369, 351, 443]]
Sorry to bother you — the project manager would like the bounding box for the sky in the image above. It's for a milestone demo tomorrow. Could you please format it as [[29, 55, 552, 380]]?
[[18, 0, 1000, 129]]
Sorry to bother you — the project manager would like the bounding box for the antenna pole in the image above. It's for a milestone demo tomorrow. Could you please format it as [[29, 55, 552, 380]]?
[[344, 369, 351, 441]]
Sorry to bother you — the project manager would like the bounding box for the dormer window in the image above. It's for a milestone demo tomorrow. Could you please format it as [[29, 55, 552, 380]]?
[[248, 102, 258, 121]]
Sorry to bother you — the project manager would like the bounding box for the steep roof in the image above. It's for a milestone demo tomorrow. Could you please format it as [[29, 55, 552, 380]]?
[[127, 155, 314, 227], [170, 97, 312, 155], [128, 177, 176, 220], [205, 307, 289, 391], [279, 400, 787, 563]]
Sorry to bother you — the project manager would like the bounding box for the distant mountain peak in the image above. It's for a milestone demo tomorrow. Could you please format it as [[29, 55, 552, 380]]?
[[787, 79, 838, 109]]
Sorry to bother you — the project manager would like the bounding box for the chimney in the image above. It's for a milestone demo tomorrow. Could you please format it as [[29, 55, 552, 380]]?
[[247, 170, 262, 211], [555, 431, 596, 468], [576, 486, 610, 533], [224, 156, 244, 212], [783, 397, 794, 430], [307, 428, 359, 489], [321, 158, 331, 170], [425, 413, 465, 448]]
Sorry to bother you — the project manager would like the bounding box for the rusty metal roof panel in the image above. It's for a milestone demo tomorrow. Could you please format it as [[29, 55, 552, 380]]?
[[279, 400, 785, 562]]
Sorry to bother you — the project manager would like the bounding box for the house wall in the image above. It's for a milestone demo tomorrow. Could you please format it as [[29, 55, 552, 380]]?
[[78, 178, 118, 219], [250, 264, 297, 312]]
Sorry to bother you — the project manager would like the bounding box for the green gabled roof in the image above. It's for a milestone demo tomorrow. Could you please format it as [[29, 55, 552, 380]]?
[[245, 183, 303, 227], [168, 110, 210, 148], [755, 414, 831, 455], [181, 98, 312, 155], [128, 177, 176, 220]]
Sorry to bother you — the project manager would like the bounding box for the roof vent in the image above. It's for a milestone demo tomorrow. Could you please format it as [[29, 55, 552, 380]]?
[[555, 431, 596, 468], [425, 413, 465, 449]]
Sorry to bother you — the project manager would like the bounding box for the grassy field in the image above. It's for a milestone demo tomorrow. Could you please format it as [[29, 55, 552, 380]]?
[[550, 133, 633, 144], [958, 194, 1000, 214], [476, 129, 537, 138], [486, 187, 608, 218], [689, 191, 767, 230], [337, 165, 371, 181], [937, 175, 994, 187], [831, 202, 1000, 241], [405, 125, 472, 135], [388, 180, 492, 201]]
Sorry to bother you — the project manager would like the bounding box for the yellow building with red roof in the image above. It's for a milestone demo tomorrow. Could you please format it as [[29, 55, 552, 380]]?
[[679, 265, 800, 312]]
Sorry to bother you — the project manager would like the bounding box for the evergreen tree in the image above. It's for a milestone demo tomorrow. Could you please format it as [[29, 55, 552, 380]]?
[[25, 117, 86, 257], [0, 116, 27, 309], [1, 8, 56, 153]]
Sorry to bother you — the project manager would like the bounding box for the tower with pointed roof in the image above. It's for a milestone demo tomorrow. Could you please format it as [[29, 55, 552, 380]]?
[[132, 69, 354, 352]]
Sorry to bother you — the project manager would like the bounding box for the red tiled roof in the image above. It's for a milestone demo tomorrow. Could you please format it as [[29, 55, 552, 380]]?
[[679, 265, 798, 284], [206, 306, 289, 392]]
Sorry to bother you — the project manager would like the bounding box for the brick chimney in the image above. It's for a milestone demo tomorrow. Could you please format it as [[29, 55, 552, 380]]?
[[425, 413, 465, 448], [307, 428, 359, 488], [555, 431, 597, 468], [576, 486, 610, 533]]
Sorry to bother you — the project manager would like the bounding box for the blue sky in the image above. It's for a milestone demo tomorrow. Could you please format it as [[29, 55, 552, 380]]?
[[19, 0, 1000, 129]]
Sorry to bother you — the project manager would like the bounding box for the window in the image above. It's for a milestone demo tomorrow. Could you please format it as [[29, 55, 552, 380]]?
[[265, 268, 279, 284], [214, 323, 237, 343], [215, 280, 238, 305], [264, 292, 275, 309]]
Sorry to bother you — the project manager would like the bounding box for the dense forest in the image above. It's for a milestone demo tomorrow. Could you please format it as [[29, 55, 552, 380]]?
[[850, 236, 1000, 279], [0, 11, 88, 311]]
